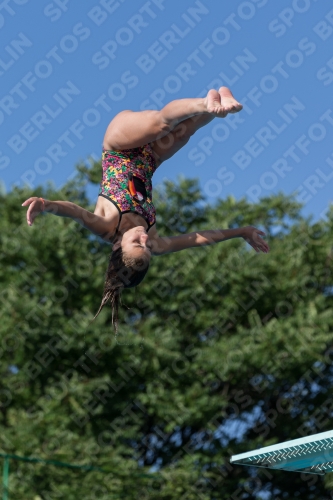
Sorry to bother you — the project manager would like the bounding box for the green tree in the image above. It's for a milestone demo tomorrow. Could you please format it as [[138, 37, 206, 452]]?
[[0, 162, 333, 499]]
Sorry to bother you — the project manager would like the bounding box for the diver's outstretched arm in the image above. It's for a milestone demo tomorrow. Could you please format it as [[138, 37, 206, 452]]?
[[22, 197, 114, 241], [152, 226, 269, 256]]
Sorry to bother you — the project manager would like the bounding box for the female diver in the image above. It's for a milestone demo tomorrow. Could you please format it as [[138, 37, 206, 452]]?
[[22, 87, 269, 330]]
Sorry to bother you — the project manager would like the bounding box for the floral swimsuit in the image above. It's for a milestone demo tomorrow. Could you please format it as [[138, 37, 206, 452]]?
[[98, 144, 157, 235]]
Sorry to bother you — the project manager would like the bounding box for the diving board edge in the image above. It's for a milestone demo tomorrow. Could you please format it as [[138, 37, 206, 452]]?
[[230, 430, 333, 475]]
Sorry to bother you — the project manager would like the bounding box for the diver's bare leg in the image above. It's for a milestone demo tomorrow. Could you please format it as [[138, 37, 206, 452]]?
[[104, 87, 242, 151]]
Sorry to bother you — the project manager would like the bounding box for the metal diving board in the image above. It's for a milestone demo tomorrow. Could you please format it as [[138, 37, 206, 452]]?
[[230, 430, 333, 475]]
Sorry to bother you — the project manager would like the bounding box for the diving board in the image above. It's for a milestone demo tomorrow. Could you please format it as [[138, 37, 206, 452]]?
[[230, 430, 333, 475]]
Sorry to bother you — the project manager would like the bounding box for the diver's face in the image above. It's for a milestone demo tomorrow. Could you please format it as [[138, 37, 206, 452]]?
[[114, 226, 152, 260]]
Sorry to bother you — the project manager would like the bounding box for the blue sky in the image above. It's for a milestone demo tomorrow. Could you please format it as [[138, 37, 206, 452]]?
[[1, 0, 333, 221]]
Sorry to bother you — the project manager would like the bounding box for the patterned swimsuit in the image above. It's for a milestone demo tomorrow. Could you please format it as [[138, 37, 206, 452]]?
[[98, 144, 158, 235]]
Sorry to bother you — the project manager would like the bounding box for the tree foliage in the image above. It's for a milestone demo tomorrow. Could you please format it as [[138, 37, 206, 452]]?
[[0, 162, 333, 499]]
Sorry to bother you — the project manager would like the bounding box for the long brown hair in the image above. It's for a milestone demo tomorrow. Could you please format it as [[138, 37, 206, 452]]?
[[93, 247, 150, 333]]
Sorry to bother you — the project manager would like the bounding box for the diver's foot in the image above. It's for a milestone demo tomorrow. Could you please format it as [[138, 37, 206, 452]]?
[[218, 86, 243, 115], [204, 87, 242, 117]]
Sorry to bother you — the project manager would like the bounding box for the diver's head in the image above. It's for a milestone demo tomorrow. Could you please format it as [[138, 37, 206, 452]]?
[[113, 225, 152, 262], [94, 226, 151, 331]]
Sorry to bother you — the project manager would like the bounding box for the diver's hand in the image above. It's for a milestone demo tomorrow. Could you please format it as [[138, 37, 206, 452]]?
[[242, 226, 269, 253], [22, 197, 46, 226]]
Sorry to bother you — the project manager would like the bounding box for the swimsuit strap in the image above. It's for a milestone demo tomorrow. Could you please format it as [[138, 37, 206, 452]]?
[[111, 213, 155, 245], [106, 201, 122, 244], [115, 211, 122, 236]]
